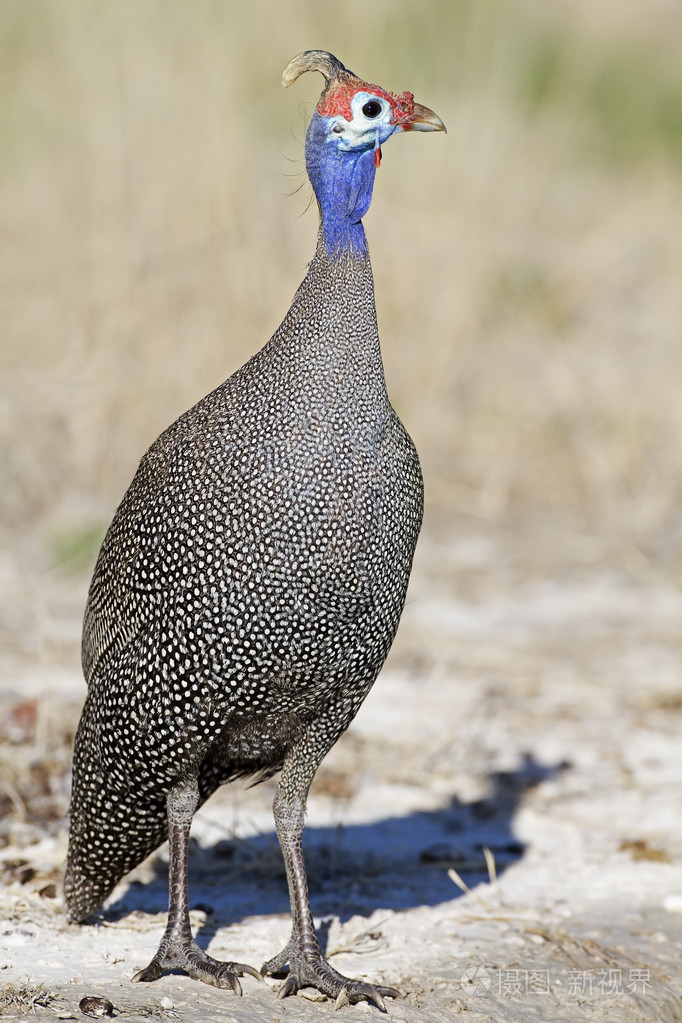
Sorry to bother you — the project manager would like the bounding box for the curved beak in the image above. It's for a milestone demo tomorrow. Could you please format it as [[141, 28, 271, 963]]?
[[400, 101, 447, 134]]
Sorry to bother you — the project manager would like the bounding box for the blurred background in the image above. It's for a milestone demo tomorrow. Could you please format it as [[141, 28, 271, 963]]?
[[0, 0, 680, 825]]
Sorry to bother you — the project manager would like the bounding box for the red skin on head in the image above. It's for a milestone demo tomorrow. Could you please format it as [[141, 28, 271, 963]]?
[[317, 81, 416, 125]]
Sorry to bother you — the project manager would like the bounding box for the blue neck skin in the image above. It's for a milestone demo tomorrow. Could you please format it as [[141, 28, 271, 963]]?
[[305, 111, 378, 260]]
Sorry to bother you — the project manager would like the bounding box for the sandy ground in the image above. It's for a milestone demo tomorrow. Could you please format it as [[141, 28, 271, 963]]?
[[1, 516, 681, 1022]]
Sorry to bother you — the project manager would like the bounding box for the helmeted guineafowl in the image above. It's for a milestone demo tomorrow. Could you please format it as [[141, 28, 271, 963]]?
[[65, 49, 445, 1008]]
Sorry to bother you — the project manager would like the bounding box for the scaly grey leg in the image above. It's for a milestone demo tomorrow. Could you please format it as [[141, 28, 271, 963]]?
[[262, 733, 399, 1009], [132, 778, 261, 993]]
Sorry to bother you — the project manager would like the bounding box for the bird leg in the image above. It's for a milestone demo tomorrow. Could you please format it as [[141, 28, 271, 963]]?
[[262, 745, 399, 1010], [131, 778, 260, 993]]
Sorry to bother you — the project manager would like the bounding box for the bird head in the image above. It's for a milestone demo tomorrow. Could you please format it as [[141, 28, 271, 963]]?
[[283, 50, 445, 257]]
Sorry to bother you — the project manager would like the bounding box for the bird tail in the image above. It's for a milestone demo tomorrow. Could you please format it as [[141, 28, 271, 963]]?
[[64, 794, 168, 922], [64, 709, 168, 922]]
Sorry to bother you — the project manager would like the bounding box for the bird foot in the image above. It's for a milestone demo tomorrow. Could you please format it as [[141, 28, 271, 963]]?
[[132, 936, 261, 994], [262, 942, 398, 1011]]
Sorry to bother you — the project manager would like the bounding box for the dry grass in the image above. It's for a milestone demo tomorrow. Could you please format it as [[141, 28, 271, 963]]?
[[0, 0, 680, 641], [0, 980, 55, 1014]]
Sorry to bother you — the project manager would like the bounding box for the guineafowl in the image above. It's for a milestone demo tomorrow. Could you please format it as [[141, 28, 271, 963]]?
[[65, 50, 445, 1008]]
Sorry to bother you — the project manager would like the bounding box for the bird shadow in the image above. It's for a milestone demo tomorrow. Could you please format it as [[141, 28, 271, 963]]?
[[102, 752, 567, 957]]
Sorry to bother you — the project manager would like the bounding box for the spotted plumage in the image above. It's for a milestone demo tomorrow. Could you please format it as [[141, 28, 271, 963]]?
[[66, 50, 444, 1007]]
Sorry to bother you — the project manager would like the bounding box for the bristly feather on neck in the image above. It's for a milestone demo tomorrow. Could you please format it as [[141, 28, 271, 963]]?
[[305, 111, 377, 260]]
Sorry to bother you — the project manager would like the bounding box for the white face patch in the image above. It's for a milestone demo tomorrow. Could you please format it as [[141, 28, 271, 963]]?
[[328, 91, 395, 151]]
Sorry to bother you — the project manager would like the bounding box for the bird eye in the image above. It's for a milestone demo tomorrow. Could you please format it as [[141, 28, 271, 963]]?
[[362, 99, 382, 119]]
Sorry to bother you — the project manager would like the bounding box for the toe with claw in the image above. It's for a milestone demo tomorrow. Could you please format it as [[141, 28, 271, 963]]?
[[132, 936, 261, 993], [262, 943, 398, 1010]]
